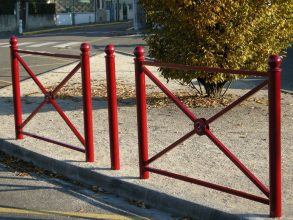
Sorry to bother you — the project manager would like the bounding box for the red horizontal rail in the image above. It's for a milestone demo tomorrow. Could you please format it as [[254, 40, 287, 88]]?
[[142, 65, 197, 122], [16, 53, 48, 94], [142, 60, 268, 77], [207, 80, 269, 124], [205, 129, 270, 197], [146, 129, 197, 165], [21, 131, 85, 153], [146, 167, 269, 205], [16, 49, 80, 59]]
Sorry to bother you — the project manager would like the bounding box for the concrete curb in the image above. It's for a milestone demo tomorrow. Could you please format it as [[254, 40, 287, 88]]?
[[0, 138, 249, 220], [281, 89, 293, 95], [22, 21, 131, 36]]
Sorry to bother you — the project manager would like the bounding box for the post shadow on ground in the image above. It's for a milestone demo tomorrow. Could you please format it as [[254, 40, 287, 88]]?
[[0, 96, 138, 116]]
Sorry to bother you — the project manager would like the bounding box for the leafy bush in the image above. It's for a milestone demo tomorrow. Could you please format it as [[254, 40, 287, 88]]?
[[140, 0, 293, 96], [29, 2, 56, 15], [0, 0, 16, 15]]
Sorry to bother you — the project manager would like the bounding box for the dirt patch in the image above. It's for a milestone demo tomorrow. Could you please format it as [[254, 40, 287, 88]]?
[[25, 80, 269, 109]]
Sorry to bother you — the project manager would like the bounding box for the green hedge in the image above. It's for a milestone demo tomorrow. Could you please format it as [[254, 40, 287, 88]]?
[[29, 3, 56, 15], [140, 0, 293, 97], [0, 0, 16, 15], [0, 0, 56, 15]]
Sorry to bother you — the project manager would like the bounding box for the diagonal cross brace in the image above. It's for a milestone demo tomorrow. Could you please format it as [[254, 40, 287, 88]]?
[[143, 65, 197, 122], [15, 56, 85, 147], [205, 129, 270, 197]]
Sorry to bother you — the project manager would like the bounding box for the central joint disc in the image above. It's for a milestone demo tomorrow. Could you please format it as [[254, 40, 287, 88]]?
[[194, 118, 208, 136], [44, 92, 55, 103]]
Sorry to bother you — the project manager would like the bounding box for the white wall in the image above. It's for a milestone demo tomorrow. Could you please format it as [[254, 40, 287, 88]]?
[[118, 3, 133, 20], [96, 9, 107, 22], [56, 13, 96, 25], [127, 5, 134, 19], [132, 0, 145, 30], [0, 15, 17, 32], [26, 14, 56, 30], [56, 13, 72, 26], [74, 13, 95, 24]]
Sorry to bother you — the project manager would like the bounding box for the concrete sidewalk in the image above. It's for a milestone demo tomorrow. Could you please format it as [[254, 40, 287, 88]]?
[[25, 21, 133, 37], [0, 21, 134, 39], [0, 52, 292, 220]]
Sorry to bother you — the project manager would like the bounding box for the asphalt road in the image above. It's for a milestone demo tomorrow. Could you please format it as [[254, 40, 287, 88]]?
[[0, 22, 147, 89], [0, 157, 174, 220]]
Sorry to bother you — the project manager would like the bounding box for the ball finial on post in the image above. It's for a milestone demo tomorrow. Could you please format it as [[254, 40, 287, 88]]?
[[268, 55, 282, 70], [134, 46, 145, 59], [80, 43, 90, 53], [10, 36, 18, 48], [105, 44, 115, 56]]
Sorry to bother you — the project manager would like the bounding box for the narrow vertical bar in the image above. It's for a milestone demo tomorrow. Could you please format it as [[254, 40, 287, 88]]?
[[10, 36, 23, 140], [134, 47, 149, 179], [80, 43, 94, 162], [105, 44, 120, 170], [268, 55, 282, 218]]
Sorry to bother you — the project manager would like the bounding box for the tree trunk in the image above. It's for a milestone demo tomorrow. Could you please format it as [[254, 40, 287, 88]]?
[[198, 78, 227, 98]]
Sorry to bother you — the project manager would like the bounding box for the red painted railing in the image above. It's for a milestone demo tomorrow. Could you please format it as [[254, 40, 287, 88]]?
[[134, 46, 282, 217], [105, 45, 120, 170], [10, 36, 95, 162]]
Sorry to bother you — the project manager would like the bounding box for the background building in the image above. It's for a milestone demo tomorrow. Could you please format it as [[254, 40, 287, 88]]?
[[132, 0, 145, 30], [0, 0, 18, 32], [104, 0, 133, 22], [0, 0, 145, 32], [55, 0, 96, 25]]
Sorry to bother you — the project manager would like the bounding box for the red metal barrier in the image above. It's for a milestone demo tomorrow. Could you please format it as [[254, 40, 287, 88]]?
[[10, 37, 23, 140], [134, 46, 282, 217], [105, 45, 120, 170], [10, 36, 94, 162], [134, 47, 149, 179], [268, 55, 282, 217]]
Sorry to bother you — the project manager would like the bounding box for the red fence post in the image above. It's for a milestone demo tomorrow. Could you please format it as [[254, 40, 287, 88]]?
[[134, 47, 149, 179], [268, 55, 282, 218], [10, 36, 23, 140], [105, 45, 120, 170], [80, 43, 94, 162]]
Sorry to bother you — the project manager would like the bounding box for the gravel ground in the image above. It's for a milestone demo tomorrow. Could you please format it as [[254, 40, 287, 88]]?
[[0, 53, 292, 219]]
